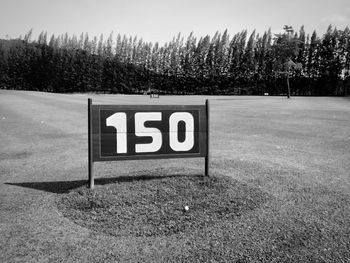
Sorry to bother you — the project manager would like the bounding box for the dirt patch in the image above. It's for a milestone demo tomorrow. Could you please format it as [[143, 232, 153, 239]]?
[[57, 174, 270, 238], [0, 151, 32, 160]]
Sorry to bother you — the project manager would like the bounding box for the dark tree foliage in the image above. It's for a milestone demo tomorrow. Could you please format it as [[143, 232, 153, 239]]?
[[0, 26, 349, 95]]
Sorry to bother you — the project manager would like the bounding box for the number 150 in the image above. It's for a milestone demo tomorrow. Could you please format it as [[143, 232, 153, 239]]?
[[106, 112, 194, 154]]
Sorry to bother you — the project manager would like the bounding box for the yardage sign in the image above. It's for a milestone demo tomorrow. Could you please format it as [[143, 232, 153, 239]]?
[[87, 99, 210, 188]]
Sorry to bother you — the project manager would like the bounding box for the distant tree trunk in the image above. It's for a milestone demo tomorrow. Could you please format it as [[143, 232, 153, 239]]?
[[286, 75, 290, 98]]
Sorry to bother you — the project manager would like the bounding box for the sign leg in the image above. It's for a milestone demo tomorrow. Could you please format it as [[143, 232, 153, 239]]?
[[88, 98, 94, 189], [205, 99, 210, 176]]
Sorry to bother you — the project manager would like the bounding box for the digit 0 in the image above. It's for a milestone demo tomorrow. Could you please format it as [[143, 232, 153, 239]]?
[[169, 112, 194, 151]]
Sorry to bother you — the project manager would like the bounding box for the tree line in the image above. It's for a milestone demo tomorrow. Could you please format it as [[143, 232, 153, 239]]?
[[0, 25, 349, 95]]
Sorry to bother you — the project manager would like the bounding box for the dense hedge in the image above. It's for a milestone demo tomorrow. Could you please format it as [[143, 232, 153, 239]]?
[[1, 25, 349, 95]]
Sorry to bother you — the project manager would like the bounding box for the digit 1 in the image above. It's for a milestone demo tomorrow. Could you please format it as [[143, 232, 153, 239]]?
[[106, 112, 127, 154]]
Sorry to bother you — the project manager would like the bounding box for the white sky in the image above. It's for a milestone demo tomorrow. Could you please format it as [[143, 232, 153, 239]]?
[[1, 0, 349, 44]]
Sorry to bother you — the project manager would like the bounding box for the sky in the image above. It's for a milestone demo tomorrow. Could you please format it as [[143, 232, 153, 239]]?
[[1, 0, 349, 44]]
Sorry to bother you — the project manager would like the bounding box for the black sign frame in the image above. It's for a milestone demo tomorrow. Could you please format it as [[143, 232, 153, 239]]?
[[88, 99, 210, 188]]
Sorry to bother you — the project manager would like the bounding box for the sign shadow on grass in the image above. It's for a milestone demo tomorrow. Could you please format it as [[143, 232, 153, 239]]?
[[5, 174, 196, 194]]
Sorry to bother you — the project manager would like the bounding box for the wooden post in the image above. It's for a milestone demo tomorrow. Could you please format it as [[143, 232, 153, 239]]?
[[88, 98, 94, 189], [205, 99, 210, 176]]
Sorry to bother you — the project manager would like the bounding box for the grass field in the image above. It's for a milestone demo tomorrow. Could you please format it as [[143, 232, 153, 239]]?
[[0, 90, 349, 262]]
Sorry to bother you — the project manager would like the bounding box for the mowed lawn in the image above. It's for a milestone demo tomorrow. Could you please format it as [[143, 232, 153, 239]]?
[[0, 90, 349, 262]]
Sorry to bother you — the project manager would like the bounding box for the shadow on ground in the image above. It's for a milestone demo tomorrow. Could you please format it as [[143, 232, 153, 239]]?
[[5, 174, 193, 194]]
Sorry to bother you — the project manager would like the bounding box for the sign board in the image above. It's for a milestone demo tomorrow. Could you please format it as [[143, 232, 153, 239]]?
[[88, 99, 210, 188]]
